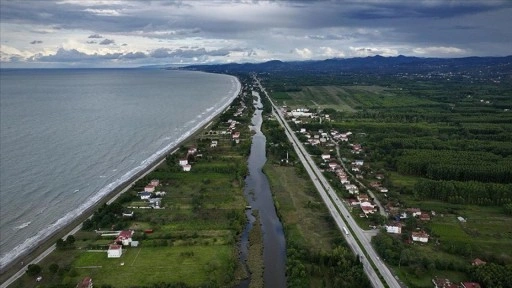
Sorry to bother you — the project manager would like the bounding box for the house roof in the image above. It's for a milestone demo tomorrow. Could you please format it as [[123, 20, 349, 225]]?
[[472, 258, 486, 266], [109, 244, 122, 250], [462, 282, 481, 288], [78, 277, 92, 288], [117, 230, 133, 239], [412, 231, 429, 238]]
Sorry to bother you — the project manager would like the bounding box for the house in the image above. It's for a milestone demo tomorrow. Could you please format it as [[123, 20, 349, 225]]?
[[360, 201, 375, 215], [300, 128, 307, 133], [139, 192, 151, 200], [116, 230, 134, 245], [144, 185, 155, 193], [348, 199, 360, 206], [420, 212, 431, 221], [472, 258, 486, 266], [432, 278, 458, 288], [107, 244, 122, 258], [77, 277, 93, 288], [328, 162, 339, 170], [150, 179, 160, 187], [406, 208, 422, 217], [379, 187, 389, 193], [232, 131, 240, 140], [210, 140, 218, 148], [385, 223, 402, 234], [179, 159, 188, 166], [457, 216, 467, 223], [354, 160, 364, 166], [357, 193, 369, 202], [188, 147, 197, 155], [412, 231, 429, 243], [122, 211, 134, 217], [321, 154, 331, 161], [183, 164, 191, 172], [345, 184, 359, 194], [461, 282, 481, 288]]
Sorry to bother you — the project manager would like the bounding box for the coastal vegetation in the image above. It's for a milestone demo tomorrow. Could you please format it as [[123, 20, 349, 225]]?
[[259, 69, 512, 287], [258, 84, 369, 287], [10, 78, 256, 288]]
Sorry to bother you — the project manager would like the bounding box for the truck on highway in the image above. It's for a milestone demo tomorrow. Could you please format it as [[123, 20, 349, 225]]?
[[342, 226, 349, 235]]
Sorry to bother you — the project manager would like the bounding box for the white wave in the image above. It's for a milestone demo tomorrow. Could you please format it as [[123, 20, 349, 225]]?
[[0, 74, 241, 271], [13, 221, 31, 230]]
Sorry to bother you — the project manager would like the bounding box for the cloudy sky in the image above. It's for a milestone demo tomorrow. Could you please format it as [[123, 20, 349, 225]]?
[[1, 0, 511, 68]]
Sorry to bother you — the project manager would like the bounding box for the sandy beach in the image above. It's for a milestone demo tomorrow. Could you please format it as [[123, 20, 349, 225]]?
[[0, 77, 241, 287]]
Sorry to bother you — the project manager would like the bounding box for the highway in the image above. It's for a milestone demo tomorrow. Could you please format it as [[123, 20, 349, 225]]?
[[254, 76, 402, 288]]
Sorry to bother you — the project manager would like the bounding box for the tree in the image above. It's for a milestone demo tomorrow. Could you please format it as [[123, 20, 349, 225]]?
[[66, 235, 75, 246], [26, 264, 41, 276], [48, 263, 59, 274], [56, 238, 67, 250]]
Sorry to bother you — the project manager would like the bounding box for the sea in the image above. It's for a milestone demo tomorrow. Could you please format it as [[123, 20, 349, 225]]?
[[0, 68, 241, 270]]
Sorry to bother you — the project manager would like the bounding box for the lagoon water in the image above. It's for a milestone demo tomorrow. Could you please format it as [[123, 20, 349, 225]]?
[[0, 68, 240, 270]]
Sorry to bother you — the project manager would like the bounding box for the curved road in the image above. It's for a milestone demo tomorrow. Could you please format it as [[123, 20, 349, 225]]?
[[255, 76, 402, 288]]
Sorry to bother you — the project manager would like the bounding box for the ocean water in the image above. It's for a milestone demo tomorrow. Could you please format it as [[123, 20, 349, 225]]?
[[0, 68, 240, 270]]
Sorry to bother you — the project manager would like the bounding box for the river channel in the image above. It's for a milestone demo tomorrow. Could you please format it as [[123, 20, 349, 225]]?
[[239, 91, 287, 287]]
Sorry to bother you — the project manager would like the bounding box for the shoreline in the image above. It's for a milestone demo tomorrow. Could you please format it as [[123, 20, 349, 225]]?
[[0, 74, 241, 287]]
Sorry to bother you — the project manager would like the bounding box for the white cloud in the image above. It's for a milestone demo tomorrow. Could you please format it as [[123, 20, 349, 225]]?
[[349, 46, 399, 57], [294, 48, 312, 58], [84, 8, 122, 16], [412, 46, 467, 55]]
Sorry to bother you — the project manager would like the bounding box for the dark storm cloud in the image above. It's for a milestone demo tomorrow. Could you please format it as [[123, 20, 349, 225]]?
[[99, 39, 115, 45], [30, 40, 43, 44]]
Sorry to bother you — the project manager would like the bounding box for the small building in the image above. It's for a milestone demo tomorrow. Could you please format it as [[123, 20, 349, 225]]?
[[385, 223, 402, 234], [77, 277, 93, 288], [406, 208, 422, 217], [107, 244, 122, 258], [139, 192, 151, 200], [179, 159, 188, 166], [210, 140, 218, 148], [461, 282, 481, 288], [232, 131, 240, 140], [116, 230, 134, 246], [150, 179, 160, 187], [457, 216, 467, 223], [357, 193, 370, 202], [321, 154, 331, 161], [354, 160, 364, 166], [188, 147, 197, 155], [472, 258, 487, 266], [144, 185, 155, 193], [432, 278, 458, 288], [131, 241, 139, 247], [412, 231, 429, 243], [122, 211, 134, 217], [183, 164, 191, 172], [379, 187, 389, 193], [420, 212, 431, 221]]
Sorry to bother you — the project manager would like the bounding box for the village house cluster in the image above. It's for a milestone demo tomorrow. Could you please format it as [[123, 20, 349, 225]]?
[[135, 179, 165, 208], [432, 277, 482, 288]]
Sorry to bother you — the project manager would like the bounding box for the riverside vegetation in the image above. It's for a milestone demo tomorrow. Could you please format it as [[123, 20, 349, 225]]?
[[11, 76, 258, 288], [259, 70, 512, 288]]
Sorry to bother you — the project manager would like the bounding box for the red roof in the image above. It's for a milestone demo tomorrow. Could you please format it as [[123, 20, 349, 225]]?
[[462, 282, 481, 288], [117, 230, 133, 240], [109, 244, 122, 250], [78, 277, 92, 288]]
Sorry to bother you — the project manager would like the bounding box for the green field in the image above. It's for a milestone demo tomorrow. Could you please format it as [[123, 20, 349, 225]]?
[[69, 246, 233, 287]]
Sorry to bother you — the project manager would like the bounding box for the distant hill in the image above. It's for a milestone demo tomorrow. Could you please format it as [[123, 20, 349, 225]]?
[[178, 55, 512, 76]]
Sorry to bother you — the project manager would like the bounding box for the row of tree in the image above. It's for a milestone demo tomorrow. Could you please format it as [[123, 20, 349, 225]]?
[[396, 149, 512, 183], [414, 179, 512, 206]]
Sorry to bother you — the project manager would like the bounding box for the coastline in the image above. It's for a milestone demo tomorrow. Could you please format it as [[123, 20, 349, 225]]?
[[0, 74, 242, 287]]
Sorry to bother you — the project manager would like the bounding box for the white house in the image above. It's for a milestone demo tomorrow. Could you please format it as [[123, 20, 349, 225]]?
[[385, 223, 402, 234], [139, 192, 151, 200], [179, 159, 188, 166], [321, 154, 331, 161], [210, 140, 218, 148], [116, 230, 134, 246], [107, 244, 122, 258], [412, 231, 429, 243], [183, 164, 191, 172], [354, 160, 364, 166]]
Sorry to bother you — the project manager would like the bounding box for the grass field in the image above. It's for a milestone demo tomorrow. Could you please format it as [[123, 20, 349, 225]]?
[[264, 164, 340, 251], [68, 246, 233, 287]]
